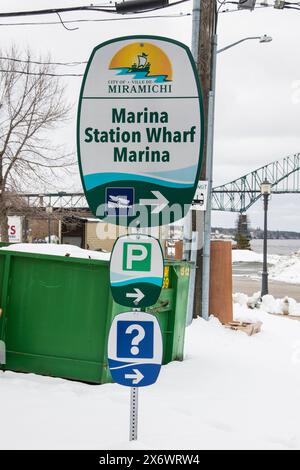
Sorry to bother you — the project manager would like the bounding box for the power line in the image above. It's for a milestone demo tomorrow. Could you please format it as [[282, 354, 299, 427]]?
[[220, 3, 273, 12], [117, 0, 191, 14], [0, 12, 190, 28], [0, 69, 83, 77], [0, 1, 191, 19], [0, 57, 87, 66], [0, 5, 117, 19]]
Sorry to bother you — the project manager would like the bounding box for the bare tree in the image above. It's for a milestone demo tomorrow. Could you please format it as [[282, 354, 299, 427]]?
[[0, 46, 73, 242]]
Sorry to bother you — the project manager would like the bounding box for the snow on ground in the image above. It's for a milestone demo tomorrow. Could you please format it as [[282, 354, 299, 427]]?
[[269, 251, 300, 285], [233, 249, 300, 285], [1, 305, 300, 450], [233, 292, 300, 316], [232, 249, 279, 264], [0, 243, 111, 261]]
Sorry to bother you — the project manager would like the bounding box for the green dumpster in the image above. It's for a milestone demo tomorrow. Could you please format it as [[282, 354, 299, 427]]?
[[0, 249, 190, 384]]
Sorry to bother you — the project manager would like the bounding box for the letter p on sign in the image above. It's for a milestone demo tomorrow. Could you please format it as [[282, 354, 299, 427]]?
[[123, 242, 151, 272]]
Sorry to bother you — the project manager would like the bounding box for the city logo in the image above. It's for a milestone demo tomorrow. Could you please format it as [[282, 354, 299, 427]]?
[[108, 42, 173, 94], [106, 187, 134, 216], [122, 242, 152, 272]]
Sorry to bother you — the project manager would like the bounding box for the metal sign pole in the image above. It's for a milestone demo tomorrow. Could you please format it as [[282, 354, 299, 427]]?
[[129, 304, 140, 441], [130, 386, 138, 441], [108, 230, 163, 443]]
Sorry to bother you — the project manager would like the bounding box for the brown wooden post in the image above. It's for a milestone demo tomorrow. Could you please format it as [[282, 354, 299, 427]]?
[[209, 240, 233, 323]]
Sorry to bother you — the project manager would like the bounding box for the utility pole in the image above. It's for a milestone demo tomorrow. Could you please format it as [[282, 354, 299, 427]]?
[[192, 0, 217, 318]]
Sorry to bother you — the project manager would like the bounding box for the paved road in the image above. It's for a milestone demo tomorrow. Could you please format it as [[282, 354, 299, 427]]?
[[233, 277, 300, 302]]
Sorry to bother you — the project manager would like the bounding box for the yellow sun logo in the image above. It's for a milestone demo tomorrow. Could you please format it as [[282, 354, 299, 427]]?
[[109, 42, 173, 82]]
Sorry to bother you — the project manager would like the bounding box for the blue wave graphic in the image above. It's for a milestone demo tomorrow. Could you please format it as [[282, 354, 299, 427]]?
[[84, 172, 193, 191], [111, 67, 169, 83], [144, 165, 197, 181], [110, 276, 162, 287], [108, 359, 161, 387], [108, 358, 135, 369]]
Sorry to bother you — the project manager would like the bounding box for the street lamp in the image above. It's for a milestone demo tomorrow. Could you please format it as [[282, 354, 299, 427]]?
[[201, 33, 273, 320], [260, 179, 272, 298], [217, 35, 272, 54]]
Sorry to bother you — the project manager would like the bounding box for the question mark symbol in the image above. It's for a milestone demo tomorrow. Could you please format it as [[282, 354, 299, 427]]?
[[125, 324, 145, 355]]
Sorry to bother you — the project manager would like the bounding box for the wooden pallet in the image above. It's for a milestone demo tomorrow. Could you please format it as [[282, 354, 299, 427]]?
[[224, 321, 263, 336]]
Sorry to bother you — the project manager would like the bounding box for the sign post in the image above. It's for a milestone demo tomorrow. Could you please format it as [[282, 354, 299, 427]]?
[[108, 232, 164, 440], [78, 34, 203, 441], [107, 309, 163, 440], [130, 383, 139, 441]]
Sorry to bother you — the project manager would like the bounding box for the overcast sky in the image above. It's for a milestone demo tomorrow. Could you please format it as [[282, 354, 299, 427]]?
[[1, 1, 300, 231]]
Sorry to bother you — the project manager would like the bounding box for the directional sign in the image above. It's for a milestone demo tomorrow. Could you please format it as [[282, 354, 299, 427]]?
[[77, 35, 204, 227], [192, 180, 208, 211], [108, 311, 163, 387], [110, 234, 164, 308]]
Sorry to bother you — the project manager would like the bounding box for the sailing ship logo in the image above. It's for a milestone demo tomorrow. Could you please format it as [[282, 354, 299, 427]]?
[[109, 42, 172, 83], [129, 52, 150, 74]]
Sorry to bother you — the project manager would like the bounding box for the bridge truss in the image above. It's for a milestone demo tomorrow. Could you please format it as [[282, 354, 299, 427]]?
[[8, 154, 300, 215], [211, 153, 300, 212]]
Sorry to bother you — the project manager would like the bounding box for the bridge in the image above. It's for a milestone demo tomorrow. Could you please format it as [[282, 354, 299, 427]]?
[[211, 153, 300, 212], [17, 192, 88, 211], [8, 153, 300, 214]]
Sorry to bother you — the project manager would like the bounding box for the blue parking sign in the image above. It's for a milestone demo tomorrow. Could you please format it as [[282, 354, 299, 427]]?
[[108, 311, 163, 387]]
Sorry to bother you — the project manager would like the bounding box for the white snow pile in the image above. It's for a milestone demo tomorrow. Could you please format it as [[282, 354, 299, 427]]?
[[269, 250, 300, 285], [232, 249, 279, 265], [232, 249, 300, 285], [1, 309, 300, 450], [233, 291, 300, 316], [0, 243, 111, 261]]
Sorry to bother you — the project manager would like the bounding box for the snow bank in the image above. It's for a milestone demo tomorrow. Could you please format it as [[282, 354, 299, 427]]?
[[0, 243, 111, 261], [269, 250, 300, 285], [232, 249, 279, 265], [233, 291, 300, 316], [2, 310, 300, 449], [233, 249, 300, 285]]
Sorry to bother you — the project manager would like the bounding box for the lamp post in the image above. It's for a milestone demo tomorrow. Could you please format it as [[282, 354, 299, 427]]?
[[217, 35, 273, 54], [260, 179, 272, 297], [201, 33, 273, 320]]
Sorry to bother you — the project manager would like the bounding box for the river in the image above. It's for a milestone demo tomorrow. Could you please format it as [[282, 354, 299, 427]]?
[[250, 239, 300, 255]]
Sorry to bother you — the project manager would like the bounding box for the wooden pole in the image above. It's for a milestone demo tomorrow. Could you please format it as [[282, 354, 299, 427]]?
[[193, 0, 217, 318]]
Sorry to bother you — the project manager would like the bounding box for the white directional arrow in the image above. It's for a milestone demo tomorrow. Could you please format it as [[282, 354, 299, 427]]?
[[140, 191, 169, 214], [125, 369, 144, 385], [126, 288, 145, 304]]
